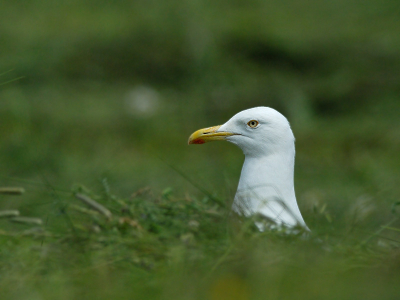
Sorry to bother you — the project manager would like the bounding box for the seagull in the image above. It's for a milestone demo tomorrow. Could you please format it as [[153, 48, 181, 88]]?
[[188, 107, 309, 231]]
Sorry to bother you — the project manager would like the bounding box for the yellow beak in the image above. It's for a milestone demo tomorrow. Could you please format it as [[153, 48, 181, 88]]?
[[188, 125, 235, 145]]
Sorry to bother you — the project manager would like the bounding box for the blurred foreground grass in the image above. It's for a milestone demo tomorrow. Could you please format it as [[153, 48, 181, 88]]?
[[1, 0, 400, 299], [1, 184, 400, 300]]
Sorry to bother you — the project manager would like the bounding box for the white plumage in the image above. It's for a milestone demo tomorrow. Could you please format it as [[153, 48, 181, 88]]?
[[189, 107, 309, 231]]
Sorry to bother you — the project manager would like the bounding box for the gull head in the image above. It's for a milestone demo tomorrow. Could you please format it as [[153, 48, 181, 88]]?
[[188, 107, 294, 157], [188, 107, 308, 231]]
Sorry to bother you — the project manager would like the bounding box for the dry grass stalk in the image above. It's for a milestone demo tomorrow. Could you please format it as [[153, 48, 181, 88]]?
[[10, 217, 43, 225], [0, 187, 25, 195], [0, 210, 20, 218], [75, 193, 112, 219]]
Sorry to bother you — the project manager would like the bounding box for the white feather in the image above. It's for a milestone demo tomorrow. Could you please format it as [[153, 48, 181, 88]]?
[[218, 107, 309, 230]]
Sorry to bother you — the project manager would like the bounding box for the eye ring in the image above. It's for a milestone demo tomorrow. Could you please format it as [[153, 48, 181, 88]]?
[[247, 120, 259, 128]]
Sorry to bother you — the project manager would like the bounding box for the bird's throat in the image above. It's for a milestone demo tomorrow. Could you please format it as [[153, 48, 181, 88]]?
[[233, 152, 307, 228]]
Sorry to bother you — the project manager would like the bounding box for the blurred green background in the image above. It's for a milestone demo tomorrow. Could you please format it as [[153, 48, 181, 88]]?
[[1, 0, 400, 299]]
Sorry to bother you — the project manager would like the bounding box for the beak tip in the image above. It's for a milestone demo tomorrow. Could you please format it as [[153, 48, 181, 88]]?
[[188, 125, 223, 145], [188, 138, 204, 145]]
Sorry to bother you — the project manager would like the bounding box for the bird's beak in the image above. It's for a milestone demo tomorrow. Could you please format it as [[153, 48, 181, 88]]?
[[188, 125, 235, 145]]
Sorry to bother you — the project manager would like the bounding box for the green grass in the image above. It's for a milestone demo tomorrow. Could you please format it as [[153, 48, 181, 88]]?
[[1, 0, 400, 298], [0, 183, 400, 300], [1, 81, 400, 299]]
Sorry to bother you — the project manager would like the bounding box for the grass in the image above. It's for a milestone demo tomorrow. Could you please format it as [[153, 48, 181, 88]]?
[[1, 79, 400, 300], [1, 0, 400, 298], [0, 181, 400, 300]]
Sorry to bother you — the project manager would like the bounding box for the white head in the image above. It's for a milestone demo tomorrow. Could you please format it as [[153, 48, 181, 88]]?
[[188, 107, 307, 230], [188, 107, 295, 158]]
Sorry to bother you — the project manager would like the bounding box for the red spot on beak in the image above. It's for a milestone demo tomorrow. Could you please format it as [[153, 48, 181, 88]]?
[[193, 139, 205, 144]]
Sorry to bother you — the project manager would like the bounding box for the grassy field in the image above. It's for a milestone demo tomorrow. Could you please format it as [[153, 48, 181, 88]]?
[[1, 0, 400, 299]]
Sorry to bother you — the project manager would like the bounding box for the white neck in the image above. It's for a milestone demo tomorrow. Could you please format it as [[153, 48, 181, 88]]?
[[232, 147, 307, 229]]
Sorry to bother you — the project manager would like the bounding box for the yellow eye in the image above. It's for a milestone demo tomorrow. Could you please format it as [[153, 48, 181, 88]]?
[[247, 120, 259, 128]]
